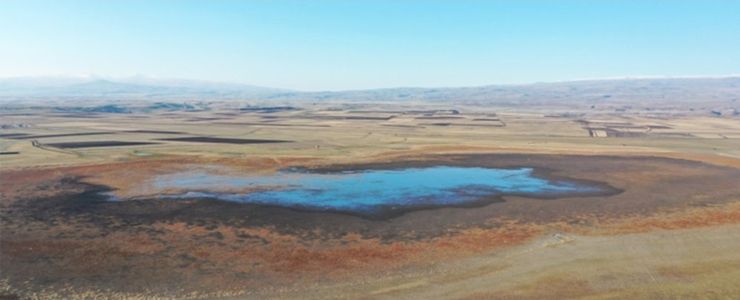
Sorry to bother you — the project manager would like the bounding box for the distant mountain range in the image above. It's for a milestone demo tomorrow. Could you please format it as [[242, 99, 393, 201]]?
[[0, 76, 290, 101], [1, 76, 739, 107]]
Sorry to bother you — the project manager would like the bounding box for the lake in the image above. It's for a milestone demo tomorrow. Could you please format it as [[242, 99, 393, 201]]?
[[150, 166, 602, 216]]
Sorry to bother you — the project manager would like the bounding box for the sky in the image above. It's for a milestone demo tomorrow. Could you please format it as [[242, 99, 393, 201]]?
[[1, 0, 739, 91]]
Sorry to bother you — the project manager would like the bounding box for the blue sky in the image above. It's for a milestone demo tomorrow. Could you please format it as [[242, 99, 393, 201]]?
[[1, 0, 739, 90]]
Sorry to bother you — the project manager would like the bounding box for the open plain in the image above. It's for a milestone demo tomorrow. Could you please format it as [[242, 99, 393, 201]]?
[[1, 92, 740, 299], [3, 0, 740, 298]]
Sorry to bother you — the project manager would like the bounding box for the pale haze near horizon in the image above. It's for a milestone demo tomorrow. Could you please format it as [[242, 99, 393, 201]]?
[[1, 0, 739, 91]]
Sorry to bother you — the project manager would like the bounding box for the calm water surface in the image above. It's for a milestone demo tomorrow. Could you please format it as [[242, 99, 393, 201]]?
[[151, 166, 599, 214]]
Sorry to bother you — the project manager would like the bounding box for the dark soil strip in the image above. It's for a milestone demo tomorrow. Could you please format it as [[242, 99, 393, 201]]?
[[0, 113, 33, 116], [157, 137, 290, 144], [44, 141, 160, 149], [186, 117, 228, 121], [7, 132, 111, 140], [53, 114, 102, 118], [287, 115, 395, 121], [123, 130, 185, 134], [0, 133, 30, 138], [453, 123, 505, 127], [382, 124, 421, 128], [651, 132, 695, 137], [212, 122, 331, 127], [421, 123, 505, 127], [415, 116, 464, 120], [0, 151, 20, 155], [239, 106, 299, 113], [344, 116, 395, 120], [604, 129, 647, 137], [349, 110, 459, 115]]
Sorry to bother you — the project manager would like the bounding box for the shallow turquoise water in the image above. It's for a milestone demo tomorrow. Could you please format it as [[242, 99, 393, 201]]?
[[152, 166, 599, 215]]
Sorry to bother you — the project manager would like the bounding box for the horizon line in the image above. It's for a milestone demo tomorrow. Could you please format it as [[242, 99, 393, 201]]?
[[1, 73, 739, 93]]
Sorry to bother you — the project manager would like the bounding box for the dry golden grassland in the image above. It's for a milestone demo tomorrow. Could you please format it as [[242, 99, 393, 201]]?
[[1, 105, 739, 169], [1, 104, 739, 299]]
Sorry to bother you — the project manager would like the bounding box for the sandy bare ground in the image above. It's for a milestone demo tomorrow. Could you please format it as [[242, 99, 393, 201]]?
[[268, 224, 740, 300]]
